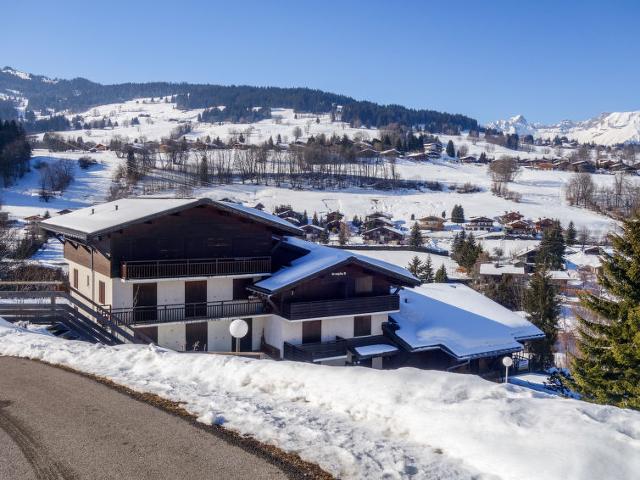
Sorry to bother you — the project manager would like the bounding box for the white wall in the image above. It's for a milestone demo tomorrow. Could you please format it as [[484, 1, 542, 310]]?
[[320, 316, 354, 342], [207, 278, 233, 301], [208, 319, 233, 351], [157, 280, 185, 306], [158, 323, 186, 351]]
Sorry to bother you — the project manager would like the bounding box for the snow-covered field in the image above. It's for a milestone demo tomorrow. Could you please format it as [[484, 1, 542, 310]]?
[[1, 319, 639, 480]]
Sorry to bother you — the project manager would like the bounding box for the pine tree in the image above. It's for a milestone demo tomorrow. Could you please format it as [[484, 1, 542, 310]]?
[[434, 264, 448, 282], [421, 255, 434, 283], [446, 140, 455, 158], [409, 222, 423, 247], [523, 267, 560, 369], [312, 212, 319, 226], [302, 210, 309, 225], [458, 232, 482, 271], [126, 148, 138, 182], [565, 221, 577, 246], [537, 220, 565, 270], [198, 156, 208, 185], [451, 204, 465, 223], [571, 217, 640, 409], [319, 228, 329, 244], [407, 256, 423, 279]]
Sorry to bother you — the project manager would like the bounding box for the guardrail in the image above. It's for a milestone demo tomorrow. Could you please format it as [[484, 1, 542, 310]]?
[[280, 294, 399, 320], [120, 256, 271, 280]]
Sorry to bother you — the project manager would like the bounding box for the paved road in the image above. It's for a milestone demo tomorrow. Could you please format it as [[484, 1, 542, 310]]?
[[0, 356, 288, 480]]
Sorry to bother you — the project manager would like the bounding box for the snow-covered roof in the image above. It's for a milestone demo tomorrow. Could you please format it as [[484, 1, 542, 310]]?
[[251, 236, 419, 294], [363, 226, 405, 236], [389, 284, 544, 359], [352, 344, 398, 358], [300, 224, 325, 232], [40, 198, 303, 240], [565, 251, 602, 270], [479, 263, 526, 276], [548, 270, 572, 280]]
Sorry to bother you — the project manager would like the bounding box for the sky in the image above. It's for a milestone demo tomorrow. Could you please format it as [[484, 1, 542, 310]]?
[[2, 0, 639, 124]]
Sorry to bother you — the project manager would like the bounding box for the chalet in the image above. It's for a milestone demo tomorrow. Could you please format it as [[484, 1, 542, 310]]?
[[479, 263, 527, 282], [534, 218, 555, 234], [380, 148, 401, 157], [40, 198, 420, 366], [570, 160, 595, 173], [253, 203, 266, 211], [362, 226, 405, 245], [383, 284, 544, 374], [513, 246, 540, 272], [424, 142, 443, 159], [504, 219, 534, 236], [459, 155, 478, 164], [364, 216, 394, 230], [465, 216, 494, 232], [418, 215, 445, 231], [357, 148, 379, 158], [56, 209, 74, 216], [498, 211, 524, 225], [365, 212, 392, 220], [326, 211, 344, 223], [300, 223, 325, 241], [406, 152, 429, 161], [94, 143, 108, 151]]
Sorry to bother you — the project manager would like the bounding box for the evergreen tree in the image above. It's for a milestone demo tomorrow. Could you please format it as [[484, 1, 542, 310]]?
[[312, 212, 319, 226], [198, 156, 208, 184], [537, 220, 565, 270], [446, 140, 455, 157], [421, 255, 434, 283], [523, 268, 560, 369], [451, 204, 465, 223], [459, 232, 481, 271], [407, 256, 423, 279], [126, 148, 138, 182], [319, 228, 329, 244], [565, 221, 577, 246], [571, 217, 640, 409], [409, 222, 423, 247], [301, 210, 309, 225], [434, 264, 448, 282]]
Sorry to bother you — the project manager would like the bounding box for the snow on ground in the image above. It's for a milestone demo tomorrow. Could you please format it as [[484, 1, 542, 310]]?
[[1, 149, 121, 219], [1, 320, 639, 480]]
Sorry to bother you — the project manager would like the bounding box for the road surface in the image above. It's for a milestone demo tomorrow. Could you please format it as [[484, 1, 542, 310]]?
[[0, 356, 290, 480]]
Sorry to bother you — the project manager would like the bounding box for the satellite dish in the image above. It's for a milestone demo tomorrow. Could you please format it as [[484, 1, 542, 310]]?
[[502, 356, 513, 367], [229, 319, 249, 339]]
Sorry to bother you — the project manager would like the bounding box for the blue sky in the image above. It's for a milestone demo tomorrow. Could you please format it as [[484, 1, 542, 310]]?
[[2, 0, 639, 124]]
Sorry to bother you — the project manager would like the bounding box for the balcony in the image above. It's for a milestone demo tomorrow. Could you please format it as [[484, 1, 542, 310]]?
[[110, 299, 269, 326], [280, 294, 399, 320], [120, 256, 271, 280], [283, 335, 397, 363]]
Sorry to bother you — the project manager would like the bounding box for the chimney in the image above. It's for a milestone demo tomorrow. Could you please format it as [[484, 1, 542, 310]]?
[[115, 204, 118, 211]]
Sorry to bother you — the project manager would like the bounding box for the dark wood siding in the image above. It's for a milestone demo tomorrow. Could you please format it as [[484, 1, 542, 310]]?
[[63, 241, 111, 277], [134, 326, 158, 343], [233, 278, 252, 300], [185, 281, 207, 318]]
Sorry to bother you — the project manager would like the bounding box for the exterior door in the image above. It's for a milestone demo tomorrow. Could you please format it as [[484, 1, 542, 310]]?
[[302, 320, 322, 344], [238, 318, 253, 351], [185, 281, 207, 318], [185, 322, 208, 351], [133, 283, 157, 323]]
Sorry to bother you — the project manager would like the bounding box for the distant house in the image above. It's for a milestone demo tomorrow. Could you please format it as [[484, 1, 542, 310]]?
[[365, 216, 394, 230], [479, 263, 527, 282], [300, 223, 325, 241], [498, 211, 524, 225], [362, 226, 405, 245], [94, 143, 107, 151], [253, 203, 266, 211], [326, 211, 344, 223], [357, 148, 379, 158], [282, 216, 301, 226], [56, 209, 74, 216], [465, 216, 494, 232], [459, 155, 478, 163], [418, 215, 445, 231], [406, 152, 430, 161], [365, 212, 392, 220], [534, 218, 555, 234], [513, 246, 540, 272], [504, 220, 534, 236], [380, 148, 401, 157]]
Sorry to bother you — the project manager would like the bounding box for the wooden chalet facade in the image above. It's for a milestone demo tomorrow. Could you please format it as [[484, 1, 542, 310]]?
[[464, 216, 494, 232], [40, 198, 419, 367], [418, 215, 445, 231], [362, 226, 405, 245]]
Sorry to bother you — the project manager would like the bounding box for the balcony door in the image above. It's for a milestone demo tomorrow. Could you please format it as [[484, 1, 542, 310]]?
[[186, 322, 208, 351], [185, 281, 207, 318], [133, 283, 157, 323], [302, 320, 322, 344]]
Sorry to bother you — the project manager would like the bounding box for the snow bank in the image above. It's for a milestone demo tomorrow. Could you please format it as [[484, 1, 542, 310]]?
[[1, 321, 639, 479]]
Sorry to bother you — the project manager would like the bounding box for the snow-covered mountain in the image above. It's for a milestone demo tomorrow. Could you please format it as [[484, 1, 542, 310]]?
[[489, 111, 640, 145]]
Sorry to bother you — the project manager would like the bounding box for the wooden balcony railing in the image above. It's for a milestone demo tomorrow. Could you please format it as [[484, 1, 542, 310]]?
[[280, 294, 400, 320], [120, 256, 271, 280], [110, 299, 268, 326], [283, 338, 349, 362]]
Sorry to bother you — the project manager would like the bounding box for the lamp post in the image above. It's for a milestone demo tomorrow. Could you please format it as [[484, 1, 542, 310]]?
[[229, 318, 249, 353], [502, 356, 513, 384]]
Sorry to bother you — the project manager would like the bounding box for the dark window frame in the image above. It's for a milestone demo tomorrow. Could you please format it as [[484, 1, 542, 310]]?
[[354, 315, 372, 337]]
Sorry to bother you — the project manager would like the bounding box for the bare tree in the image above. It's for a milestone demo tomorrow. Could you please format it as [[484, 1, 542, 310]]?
[[565, 172, 595, 207]]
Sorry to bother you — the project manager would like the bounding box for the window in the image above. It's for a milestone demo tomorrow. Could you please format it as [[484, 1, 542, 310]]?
[[354, 315, 371, 337], [98, 281, 106, 305], [355, 276, 373, 294], [73, 269, 78, 289]]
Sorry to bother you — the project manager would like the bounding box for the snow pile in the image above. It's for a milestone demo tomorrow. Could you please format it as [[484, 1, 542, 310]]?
[[1, 321, 639, 479]]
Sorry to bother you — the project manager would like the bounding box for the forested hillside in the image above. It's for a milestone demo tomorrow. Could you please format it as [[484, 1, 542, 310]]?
[[0, 67, 478, 133]]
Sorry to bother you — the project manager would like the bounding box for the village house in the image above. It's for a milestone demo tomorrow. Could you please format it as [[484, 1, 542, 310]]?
[[300, 223, 325, 241], [478, 263, 527, 283], [325, 211, 344, 232], [498, 211, 524, 225], [459, 155, 478, 163], [362, 226, 405, 245], [504, 219, 534, 236], [464, 216, 494, 232], [533, 218, 555, 234], [418, 215, 445, 231], [40, 198, 420, 367]]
